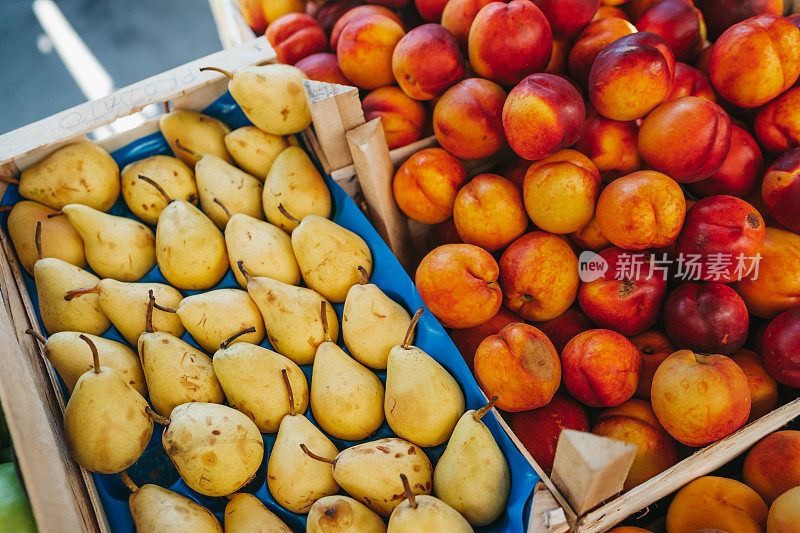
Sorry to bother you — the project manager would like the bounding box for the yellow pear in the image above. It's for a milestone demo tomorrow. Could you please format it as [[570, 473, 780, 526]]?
[[159, 109, 232, 167], [432, 398, 510, 526], [225, 214, 300, 288], [213, 342, 308, 433], [310, 341, 384, 440], [62, 204, 156, 282], [224, 126, 288, 180], [30, 330, 145, 396], [7, 201, 85, 274], [63, 335, 152, 474], [195, 154, 264, 229], [240, 264, 338, 365], [224, 493, 291, 533], [292, 215, 373, 303], [155, 200, 228, 290], [343, 280, 411, 370], [308, 495, 387, 533], [387, 489, 472, 533], [262, 147, 331, 232], [121, 155, 198, 225], [19, 141, 120, 210], [162, 402, 264, 497], [176, 289, 265, 353], [384, 309, 465, 447], [332, 438, 432, 518], [34, 258, 110, 335], [122, 474, 222, 533]]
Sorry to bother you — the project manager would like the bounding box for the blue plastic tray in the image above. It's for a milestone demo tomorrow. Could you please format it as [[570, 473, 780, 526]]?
[[1, 92, 538, 532]]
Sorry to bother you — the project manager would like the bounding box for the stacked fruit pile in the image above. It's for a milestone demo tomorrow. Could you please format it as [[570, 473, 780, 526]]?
[[3, 64, 514, 531]]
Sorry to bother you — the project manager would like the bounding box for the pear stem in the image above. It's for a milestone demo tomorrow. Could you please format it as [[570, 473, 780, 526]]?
[[199, 66, 234, 79], [46, 211, 63, 219], [25, 329, 46, 344], [236, 260, 252, 282], [78, 334, 100, 374], [402, 308, 424, 350], [220, 327, 256, 349], [358, 266, 369, 285], [281, 368, 295, 416], [174, 138, 201, 159], [400, 474, 417, 509], [474, 396, 499, 421], [153, 302, 177, 313], [145, 290, 156, 334], [213, 197, 232, 218], [64, 285, 99, 301], [163, 101, 171, 114], [0, 176, 19, 185], [34, 221, 43, 260], [320, 301, 331, 343], [146, 406, 170, 426], [299, 444, 334, 464], [137, 175, 173, 204], [277, 204, 301, 225], [119, 471, 139, 494]]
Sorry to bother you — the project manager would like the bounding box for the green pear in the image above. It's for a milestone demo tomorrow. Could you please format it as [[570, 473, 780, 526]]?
[[63, 335, 153, 474], [34, 258, 110, 335], [0, 463, 37, 533], [213, 342, 308, 433], [433, 397, 510, 526], [343, 279, 411, 370], [195, 154, 264, 229], [240, 263, 338, 365], [121, 155, 198, 225], [385, 309, 465, 447], [310, 341, 384, 440], [62, 204, 156, 282], [332, 438, 432, 518], [176, 289, 265, 353], [19, 141, 119, 210], [162, 402, 264, 497], [225, 213, 300, 288], [159, 109, 232, 167], [30, 330, 146, 396], [224, 126, 289, 180], [262, 147, 331, 232], [122, 474, 222, 533], [307, 495, 387, 533], [292, 216, 373, 303], [8, 200, 85, 274], [156, 199, 228, 290], [224, 493, 291, 532], [387, 488, 472, 533]]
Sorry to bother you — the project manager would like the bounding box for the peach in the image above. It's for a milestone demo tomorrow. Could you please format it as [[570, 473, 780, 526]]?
[[744, 431, 800, 504], [533, 307, 595, 353], [337, 14, 405, 89], [362, 86, 426, 150], [651, 350, 751, 446], [709, 15, 800, 108], [545, 38, 570, 75], [474, 323, 561, 411], [499, 232, 580, 321], [433, 78, 507, 159], [502, 73, 585, 160], [568, 17, 638, 88], [762, 149, 800, 234], [732, 349, 779, 421], [468, 0, 553, 87], [453, 174, 528, 251], [638, 97, 732, 183], [574, 112, 641, 179], [522, 149, 601, 234], [294, 53, 351, 85], [415, 243, 503, 328], [562, 329, 641, 407], [393, 147, 467, 224], [311, 0, 362, 35], [763, 306, 800, 387], [532, 0, 601, 38], [570, 214, 612, 251], [589, 32, 676, 121], [235, 0, 267, 34], [330, 5, 403, 49], [579, 248, 668, 336], [265, 13, 328, 65], [593, 6, 628, 22], [415, 0, 449, 21], [756, 87, 800, 155], [625, 0, 658, 20], [675, 195, 765, 283], [665, 62, 716, 102], [264, 0, 304, 24], [441, 0, 497, 50], [635, 0, 706, 62], [694, 0, 784, 40], [368, 0, 410, 8], [666, 476, 768, 533], [595, 171, 686, 250], [607, 529, 652, 533], [735, 228, 800, 319], [631, 329, 674, 400], [449, 306, 521, 370], [689, 125, 762, 199], [509, 394, 589, 473], [593, 399, 678, 489], [767, 486, 800, 533], [392, 24, 464, 100]]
